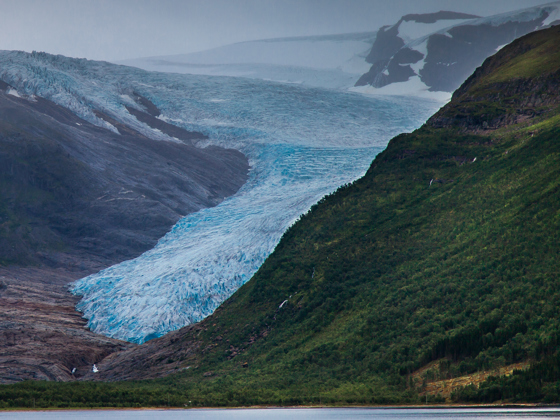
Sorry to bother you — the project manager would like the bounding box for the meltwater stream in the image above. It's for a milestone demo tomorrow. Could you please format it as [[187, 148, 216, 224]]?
[[0, 51, 442, 343]]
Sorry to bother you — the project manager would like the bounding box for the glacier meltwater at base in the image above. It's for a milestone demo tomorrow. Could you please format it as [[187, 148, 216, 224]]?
[[0, 51, 443, 343]]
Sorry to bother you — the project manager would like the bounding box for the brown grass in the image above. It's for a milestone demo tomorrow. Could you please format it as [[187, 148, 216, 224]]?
[[410, 360, 530, 401]]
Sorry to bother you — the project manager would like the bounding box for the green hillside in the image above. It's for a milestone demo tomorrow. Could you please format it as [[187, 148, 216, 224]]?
[[2, 26, 560, 409], [165, 25, 560, 404]]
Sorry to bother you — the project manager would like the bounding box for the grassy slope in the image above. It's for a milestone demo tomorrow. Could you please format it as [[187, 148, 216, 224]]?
[[2, 27, 560, 408], [170, 26, 560, 404]]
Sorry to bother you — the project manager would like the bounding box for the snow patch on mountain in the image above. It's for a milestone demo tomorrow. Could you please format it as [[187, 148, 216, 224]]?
[[6, 88, 21, 97], [543, 2, 560, 25], [397, 19, 473, 42], [357, 3, 560, 94]]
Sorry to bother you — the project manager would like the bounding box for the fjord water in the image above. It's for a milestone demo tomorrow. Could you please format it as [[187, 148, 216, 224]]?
[[0, 51, 440, 343], [68, 72, 441, 343], [4, 408, 560, 420]]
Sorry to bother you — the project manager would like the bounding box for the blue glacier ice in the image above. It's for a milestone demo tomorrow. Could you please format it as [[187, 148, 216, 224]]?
[[0, 50, 443, 343]]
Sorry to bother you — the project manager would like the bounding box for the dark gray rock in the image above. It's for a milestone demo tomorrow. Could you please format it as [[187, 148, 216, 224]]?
[[420, 18, 548, 92], [365, 23, 404, 65], [357, 48, 424, 87], [0, 86, 248, 267]]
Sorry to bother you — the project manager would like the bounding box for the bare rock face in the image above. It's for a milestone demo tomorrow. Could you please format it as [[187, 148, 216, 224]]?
[[0, 86, 248, 267], [0, 80, 249, 383], [81, 323, 203, 382], [357, 11, 481, 90]]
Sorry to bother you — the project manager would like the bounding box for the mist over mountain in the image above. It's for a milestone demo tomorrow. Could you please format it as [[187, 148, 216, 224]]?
[[119, 32, 376, 90], [122, 2, 560, 101]]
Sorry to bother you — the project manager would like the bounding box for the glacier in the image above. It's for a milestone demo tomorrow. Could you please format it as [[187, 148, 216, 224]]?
[[0, 50, 443, 343]]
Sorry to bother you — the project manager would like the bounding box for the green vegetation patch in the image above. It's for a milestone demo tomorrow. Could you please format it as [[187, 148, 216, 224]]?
[[186, 114, 560, 398]]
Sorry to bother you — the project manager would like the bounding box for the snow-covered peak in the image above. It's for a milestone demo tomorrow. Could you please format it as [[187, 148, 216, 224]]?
[[357, 2, 560, 95]]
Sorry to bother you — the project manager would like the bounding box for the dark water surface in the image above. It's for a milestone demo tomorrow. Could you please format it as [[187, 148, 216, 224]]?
[[2, 408, 560, 420]]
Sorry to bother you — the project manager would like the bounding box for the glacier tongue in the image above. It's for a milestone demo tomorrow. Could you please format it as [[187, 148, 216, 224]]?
[[0, 50, 443, 343], [71, 83, 441, 344], [74, 144, 377, 342]]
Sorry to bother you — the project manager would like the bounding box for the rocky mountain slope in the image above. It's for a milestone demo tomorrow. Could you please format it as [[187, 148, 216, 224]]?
[[0, 64, 249, 383], [0, 83, 248, 267], [0, 266, 132, 384], [355, 3, 560, 95], [53, 25, 560, 406]]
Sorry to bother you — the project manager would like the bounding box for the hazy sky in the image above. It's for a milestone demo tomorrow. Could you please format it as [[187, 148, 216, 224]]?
[[0, 0, 552, 62]]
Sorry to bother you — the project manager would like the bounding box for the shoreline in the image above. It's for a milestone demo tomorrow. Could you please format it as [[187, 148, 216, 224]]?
[[3, 403, 560, 412]]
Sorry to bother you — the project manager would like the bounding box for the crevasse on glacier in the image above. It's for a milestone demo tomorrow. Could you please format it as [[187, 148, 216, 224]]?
[[0, 50, 442, 343]]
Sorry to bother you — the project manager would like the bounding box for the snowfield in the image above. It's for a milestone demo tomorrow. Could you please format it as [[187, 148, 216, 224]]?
[[121, 2, 560, 100], [119, 33, 377, 90]]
